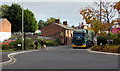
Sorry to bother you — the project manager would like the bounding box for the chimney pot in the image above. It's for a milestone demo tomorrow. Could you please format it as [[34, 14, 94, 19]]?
[[63, 21, 68, 26], [55, 19, 60, 24]]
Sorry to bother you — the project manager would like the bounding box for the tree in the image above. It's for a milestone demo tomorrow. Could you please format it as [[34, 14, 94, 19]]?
[[38, 20, 45, 30], [95, 1, 118, 44], [38, 17, 61, 29], [80, 8, 104, 35], [45, 17, 56, 25], [0, 5, 9, 17], [24, 9, 38, 32], [114, 1, 120, 13], [80, 1, 117, 35], [94, 1, 117, 23], [1, 3, 38, 33], [2, 3, 22, 32]]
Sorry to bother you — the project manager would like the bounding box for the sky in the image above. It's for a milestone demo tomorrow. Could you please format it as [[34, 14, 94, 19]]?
[[23, 2, 95, 26], [1, 0, 119, 26]]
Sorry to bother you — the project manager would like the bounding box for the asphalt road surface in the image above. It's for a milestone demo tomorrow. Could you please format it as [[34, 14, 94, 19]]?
[[2, 46, 119, 69]]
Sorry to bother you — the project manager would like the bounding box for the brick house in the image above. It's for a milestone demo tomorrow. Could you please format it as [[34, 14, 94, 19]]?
[[41, 19, 73, 45], [0, 18, 11, 42]]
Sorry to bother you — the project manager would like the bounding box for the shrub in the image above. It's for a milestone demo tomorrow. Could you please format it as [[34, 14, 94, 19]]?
[[97, 36, 108, 45], [97, 33, 120, 45], [2, 39, 22, 50], [2, 44, 10, 50], [36, 39, 42, 43], [9, 39, 22, 50], [91, 45, 120, 53], [45, 40, 55, 46], [55, 38, 62, 45], [25, 39, 35, 49], [113, 33, 120, 45], [45, 38, 62, 46], [91, 45, 104, 51]]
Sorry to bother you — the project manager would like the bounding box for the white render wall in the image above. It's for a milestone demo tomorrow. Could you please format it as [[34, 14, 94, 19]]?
[[0, 32, 11, 42]]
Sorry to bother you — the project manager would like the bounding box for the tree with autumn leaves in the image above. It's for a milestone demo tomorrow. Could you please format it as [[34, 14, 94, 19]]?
[[80, 1, 119, 36], [114, 1, 120, 13], [113, 1, 120, 24]]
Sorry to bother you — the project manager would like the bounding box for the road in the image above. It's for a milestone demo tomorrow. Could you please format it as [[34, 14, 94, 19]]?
[[2, 46, 119, 69]]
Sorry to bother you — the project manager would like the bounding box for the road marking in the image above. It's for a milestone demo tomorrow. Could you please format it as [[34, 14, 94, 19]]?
[[1, 47, 119, 66], [0, 50, 39, 66]]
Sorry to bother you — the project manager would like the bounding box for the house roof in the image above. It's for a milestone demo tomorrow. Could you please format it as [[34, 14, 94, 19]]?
[[54, 23, 74, 30]]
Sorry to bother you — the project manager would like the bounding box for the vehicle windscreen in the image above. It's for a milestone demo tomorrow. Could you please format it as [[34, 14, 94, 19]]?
[[73, 33, 84, 38]]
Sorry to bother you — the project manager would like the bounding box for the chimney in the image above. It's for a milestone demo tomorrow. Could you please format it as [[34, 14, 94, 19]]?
[[55, 19, 60, 24], [63, 21, 68, 26]]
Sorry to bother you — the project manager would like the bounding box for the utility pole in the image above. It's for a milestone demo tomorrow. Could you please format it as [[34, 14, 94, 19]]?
[[22, 0, 25, 50]]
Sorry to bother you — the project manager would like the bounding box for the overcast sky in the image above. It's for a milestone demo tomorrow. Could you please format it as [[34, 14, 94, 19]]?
[[23, 2, 95, 26], [1, 0, 119, 26]]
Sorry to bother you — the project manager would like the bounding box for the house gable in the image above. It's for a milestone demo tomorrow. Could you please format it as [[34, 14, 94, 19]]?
[[0, 18, 11, 32]]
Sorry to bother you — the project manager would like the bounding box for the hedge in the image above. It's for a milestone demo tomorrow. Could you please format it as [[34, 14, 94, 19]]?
[[97, 33, 120, 45], [45, 38, 62, 46], [91, 45, 120, 53], [1, 38, 62, 51]]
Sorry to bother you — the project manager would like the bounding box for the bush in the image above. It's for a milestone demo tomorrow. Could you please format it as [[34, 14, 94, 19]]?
[[91, 45, 120, 53], [97, 36, 108, 45], [2, 39, 22, 50], [36, 39, 42, 43], [102, 45, 120, 53], [55, 38, 62, 45], [97, 33, 120, 45], [91, 45, 104, 51], [45, 38, 62, 46], [25, 39, 35, 49], [9, 39, 22, 50], [2, 44, 10, 50], [113, 33, 120, 45], [45, 40, 56, 46]]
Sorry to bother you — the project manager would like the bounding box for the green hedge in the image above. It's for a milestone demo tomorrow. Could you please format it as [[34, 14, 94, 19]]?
[[25, 39, 35, 49], [45, 39, 62, 46], [2, 39, 22, 50], [97, 36, 108, 45], [45, 40, 56, 46], [1, 38, 62, 51], [97, 33, 120, 45], [2, 44, 11, 50], [91, 45, 120, 53], [2, 38, 36, 50]]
